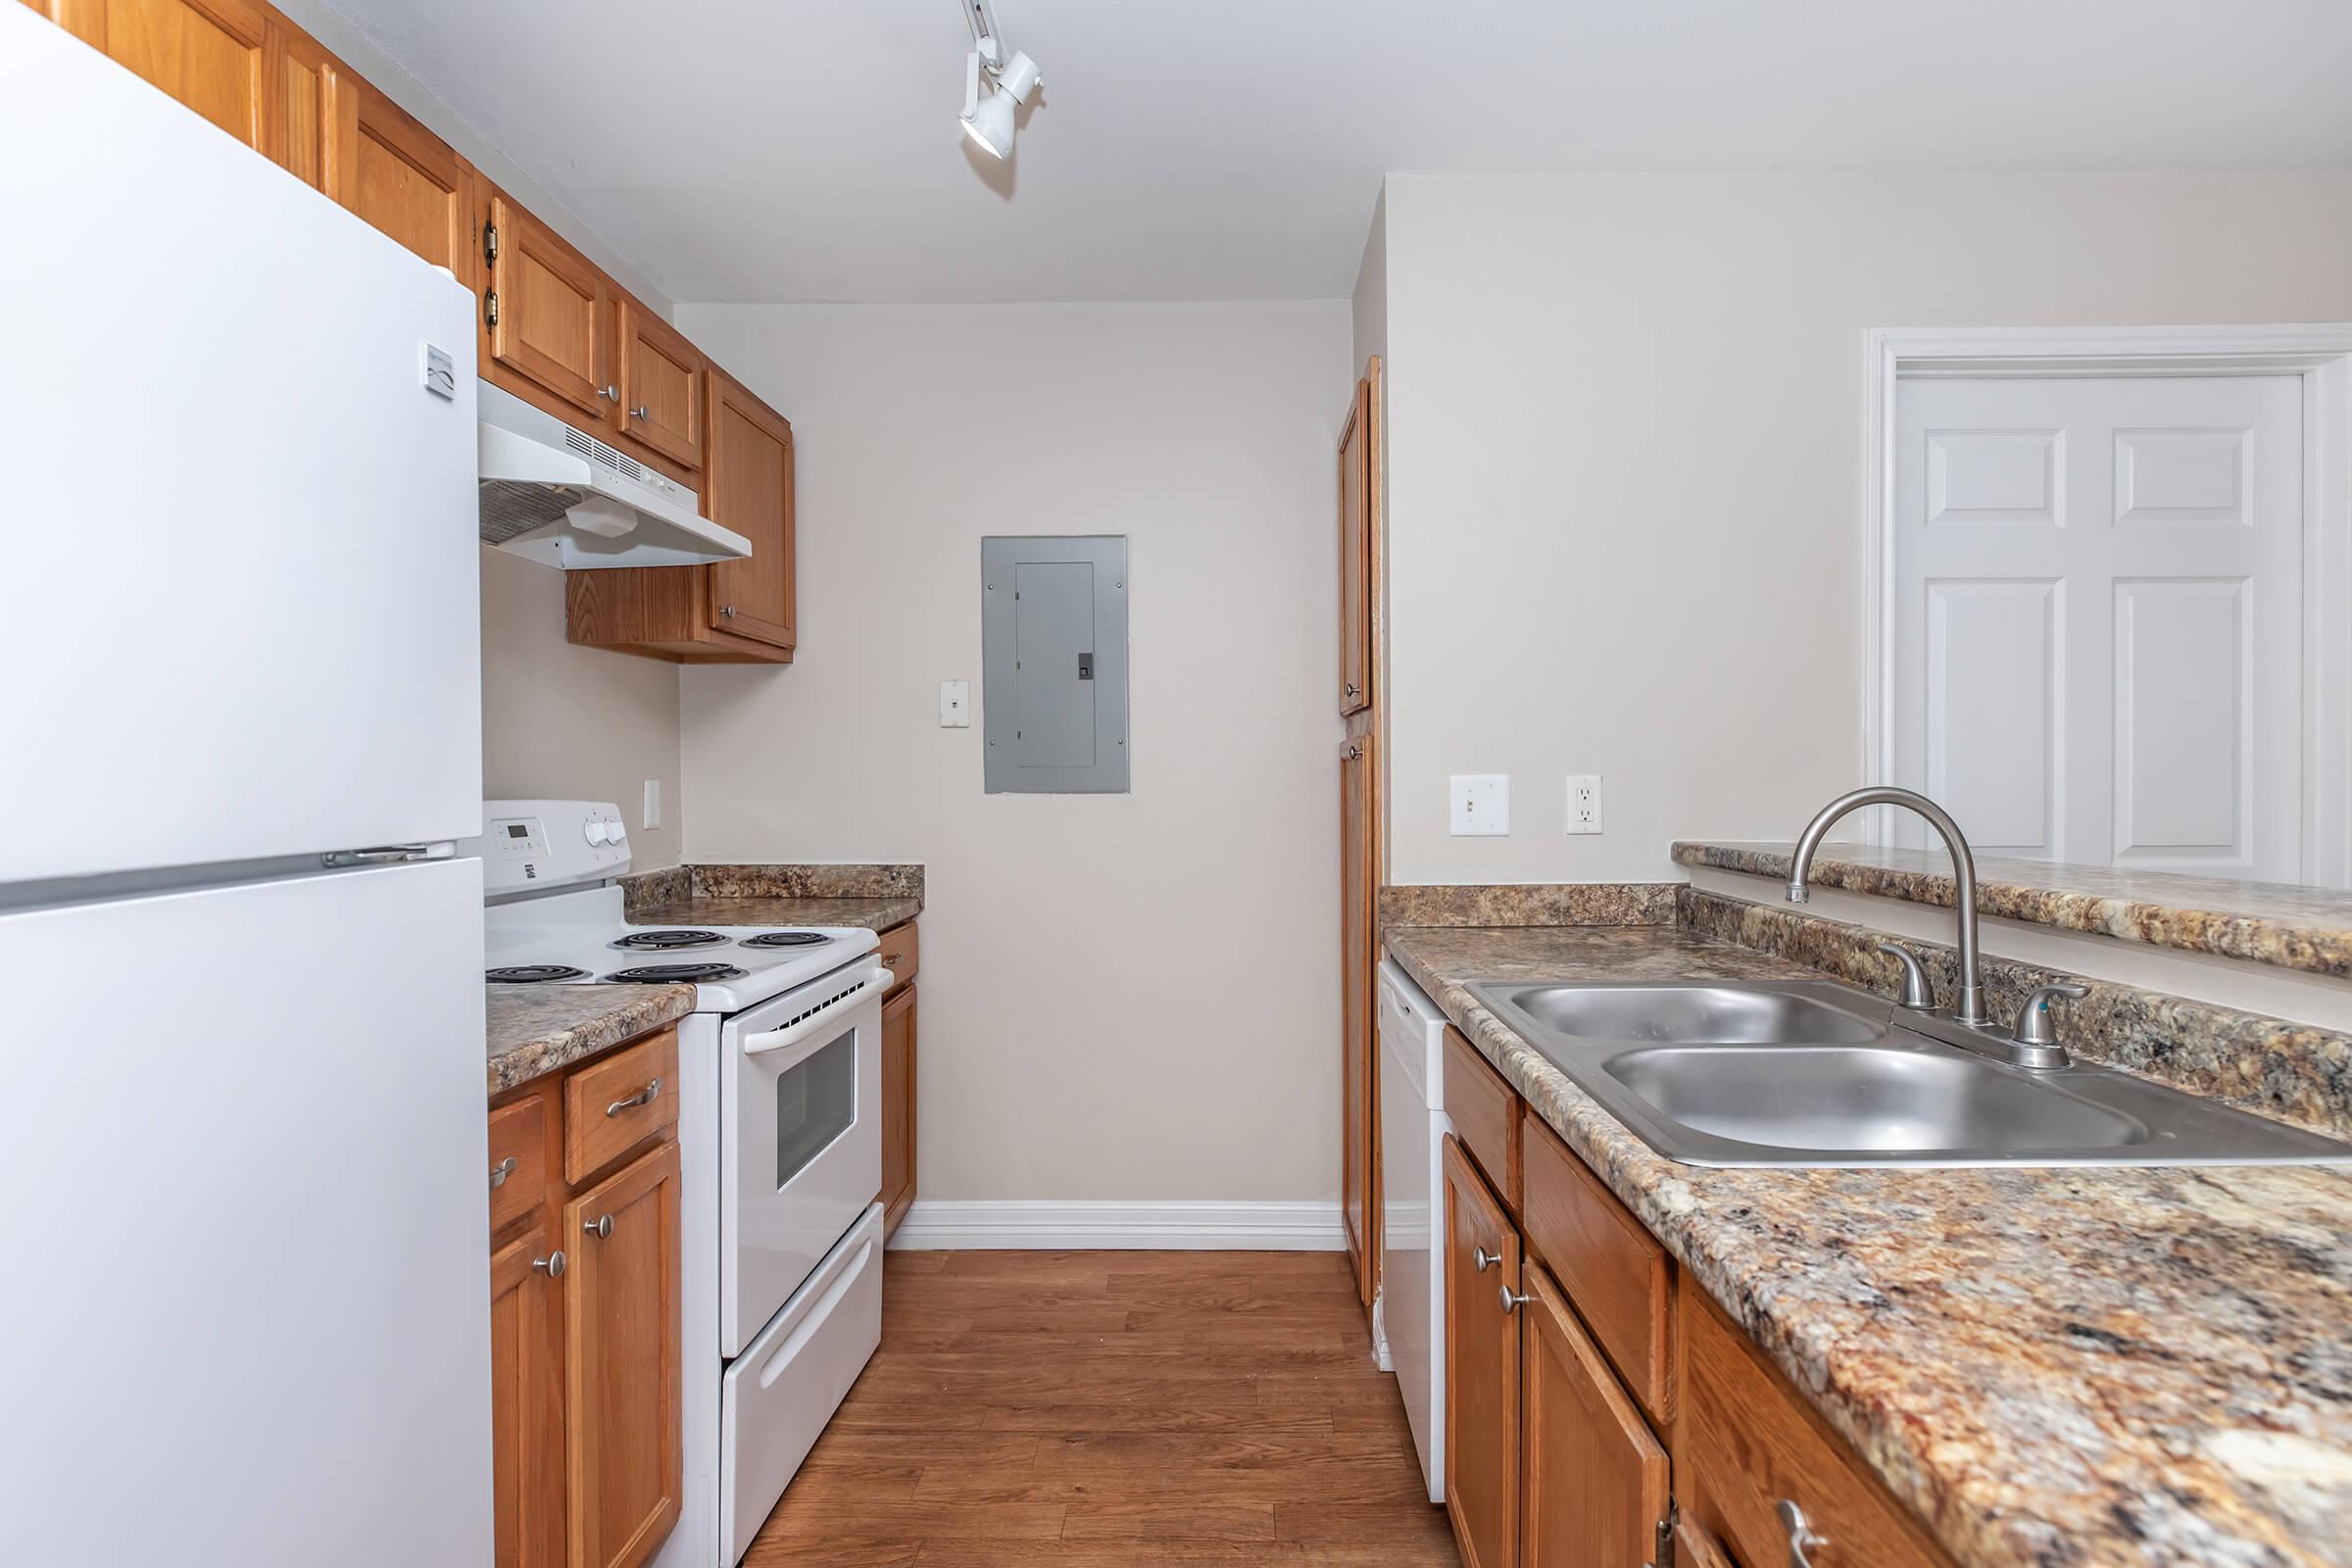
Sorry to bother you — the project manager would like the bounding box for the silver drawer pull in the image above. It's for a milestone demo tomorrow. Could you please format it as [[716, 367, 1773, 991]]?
[[606, 1078, 662, 1116], [532, 1250, 565, 1278], [489, 1155, 517, 1190], [1498, 1284, 1531, 1313], [1776, 1499, 1827, 1568], [881, 954, 901, 967], [583, 1213, 613, 1241], [1473, 1246, 1498, 1273]]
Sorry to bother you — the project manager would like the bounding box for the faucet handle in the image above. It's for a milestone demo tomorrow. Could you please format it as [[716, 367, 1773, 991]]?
[[2011, 982, 2089, 1050], [1875, 943, 1935, 1010]]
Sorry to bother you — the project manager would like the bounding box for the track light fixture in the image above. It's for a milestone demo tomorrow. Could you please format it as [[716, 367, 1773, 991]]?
[[958, 0, 1041, 160]]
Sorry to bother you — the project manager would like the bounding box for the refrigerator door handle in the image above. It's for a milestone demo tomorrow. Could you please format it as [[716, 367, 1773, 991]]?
[[320, 844, 448, 867]]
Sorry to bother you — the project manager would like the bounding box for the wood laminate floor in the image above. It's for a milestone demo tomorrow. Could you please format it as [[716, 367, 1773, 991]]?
[[744, 1249, 1461, 1567]]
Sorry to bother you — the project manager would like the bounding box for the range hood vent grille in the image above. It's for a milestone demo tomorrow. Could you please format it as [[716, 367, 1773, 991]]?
[[562, 423, 645, 482], [478, 479, 584, 545]]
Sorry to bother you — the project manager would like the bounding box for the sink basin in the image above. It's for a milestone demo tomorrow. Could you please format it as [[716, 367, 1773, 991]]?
[[1604, 1044, 2147, 1153], [1497, 982, 1888, 1046], [1463, 976, 2352, 1168]]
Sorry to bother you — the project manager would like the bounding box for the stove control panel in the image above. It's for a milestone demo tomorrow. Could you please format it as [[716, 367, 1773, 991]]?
[[460, 799, 631, 894]]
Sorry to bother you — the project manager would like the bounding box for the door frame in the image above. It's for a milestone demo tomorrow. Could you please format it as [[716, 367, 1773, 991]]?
[[1860, 323, 2352, 884]]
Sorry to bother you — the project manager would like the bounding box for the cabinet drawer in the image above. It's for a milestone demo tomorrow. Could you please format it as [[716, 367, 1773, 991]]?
[[564, 1028, 680, 1185], [875, 921, 919, 993], [1679, 1282, 1952, 1568], [1443, 1026, 1519, 1209], [487, 1092, 548, 1234], [1521, 1108, 1672, 1423]]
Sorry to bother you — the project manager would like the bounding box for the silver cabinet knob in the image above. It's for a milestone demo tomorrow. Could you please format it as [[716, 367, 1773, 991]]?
[[532, 1250, 566, 1278], [1498, 1284, 1532, 1313], [630, 404, 651, 420], [490, 1155, 517, 1190], [1473, 1246, 1498, 1273], [606, 1078, 661, 1116], [1776, 1500, 1827, 1568], [583, 1213, 613, 1241], [721, 605, 737, 618], [602, 384, 620, 403], [1344, 682, 1361, 698]]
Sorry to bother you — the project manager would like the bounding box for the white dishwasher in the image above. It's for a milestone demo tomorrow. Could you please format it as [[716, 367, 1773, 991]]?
[[1378, 959, 1451, 1503]]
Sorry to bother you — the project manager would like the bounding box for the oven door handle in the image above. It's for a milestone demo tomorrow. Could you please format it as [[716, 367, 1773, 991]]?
[[739, 966, 893, 1065]]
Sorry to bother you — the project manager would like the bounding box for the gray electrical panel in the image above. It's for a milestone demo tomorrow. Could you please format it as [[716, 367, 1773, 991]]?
[[982, 535, 1129, 794]]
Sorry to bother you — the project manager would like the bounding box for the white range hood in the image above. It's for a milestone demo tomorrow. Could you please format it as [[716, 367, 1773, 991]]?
[[476, 380, 751, 569]]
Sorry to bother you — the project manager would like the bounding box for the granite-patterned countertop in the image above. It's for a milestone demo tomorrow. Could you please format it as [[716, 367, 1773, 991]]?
[[622, 893, 921, 932], [487, 984, 696, 1097], [1383, 923, 2352, 1568], [1675, 839, 2352, 980]]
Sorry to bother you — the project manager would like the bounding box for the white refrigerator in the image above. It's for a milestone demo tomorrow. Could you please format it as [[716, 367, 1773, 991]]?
[[0, 10, 494, 1565]]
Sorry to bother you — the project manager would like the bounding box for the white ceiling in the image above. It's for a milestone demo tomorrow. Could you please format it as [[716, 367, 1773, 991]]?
[[328, 0, 2352, 304]]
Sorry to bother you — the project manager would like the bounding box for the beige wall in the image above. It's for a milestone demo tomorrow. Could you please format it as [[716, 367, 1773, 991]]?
[[672, 302, 1353, 1202], [1381, 172, 2352, 886]]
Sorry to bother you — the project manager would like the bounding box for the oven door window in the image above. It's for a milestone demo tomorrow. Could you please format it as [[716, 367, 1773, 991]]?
[[774, 1029, 858, 1189]]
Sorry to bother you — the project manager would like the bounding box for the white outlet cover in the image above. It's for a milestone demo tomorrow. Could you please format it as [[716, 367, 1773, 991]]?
[[1566, 773, 1602, 835], [642, 778, 662, 831], [1450, 774, 1510, 836]]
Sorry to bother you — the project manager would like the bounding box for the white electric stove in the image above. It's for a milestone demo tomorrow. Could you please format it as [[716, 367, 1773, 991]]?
[[466, 801, 889, 1567]]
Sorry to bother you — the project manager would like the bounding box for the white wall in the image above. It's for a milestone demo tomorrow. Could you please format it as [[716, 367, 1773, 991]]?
[[1381, 172, 2352, 886], [672, 302, 1352, 1203]]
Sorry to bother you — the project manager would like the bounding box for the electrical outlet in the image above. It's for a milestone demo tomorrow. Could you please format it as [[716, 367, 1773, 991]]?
[[642, 779, 663, 831], [940, 679, 971, 727], [1566, 774, 1602, 834], [1450, 774, 1510, 836]]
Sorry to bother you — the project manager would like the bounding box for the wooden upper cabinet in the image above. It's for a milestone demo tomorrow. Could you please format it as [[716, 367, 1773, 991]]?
[[1445, 1136, 1521, 1568], [615, 297, 706, 470], [1341, 731, 1377, 1307], [62, 0, 271, 151], [564, 1140, 681, 1568], [490, 1224, 565, 1568], [486, 193, 612, 420], [703, 369, 795, 650], [1520, 1261, 1669, 1568], [267, 20, 352, 195], [332, 73, 470, 279], [1337, 375, 1371, 715]]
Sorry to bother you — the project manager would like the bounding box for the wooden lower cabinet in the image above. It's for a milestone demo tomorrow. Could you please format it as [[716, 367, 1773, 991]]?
[[1443, 1094, 1952, 1568], [1520, 1261, 1667, 1568], [564, 1141, 682, 1568], [489, 1032, 683, 1568], [1443, 1136, 1519, 1568], [1340, 731, 1378, 1308], [880, 978, 917, 1238]]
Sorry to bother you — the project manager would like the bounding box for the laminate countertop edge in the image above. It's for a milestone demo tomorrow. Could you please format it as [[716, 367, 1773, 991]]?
[[486, 985, 698, 1098], [1382, 922, 2352, 1568]]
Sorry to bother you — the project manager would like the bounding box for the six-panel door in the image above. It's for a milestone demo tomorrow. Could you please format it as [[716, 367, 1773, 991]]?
[[564, 1141, 682, 1568], [1445, 1135, 1521, 1568], [1521, 1260, 1668, 1568]]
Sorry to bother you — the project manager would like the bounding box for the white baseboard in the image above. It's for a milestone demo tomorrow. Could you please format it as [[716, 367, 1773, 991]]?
[[885, 1200, 1347, 1251]]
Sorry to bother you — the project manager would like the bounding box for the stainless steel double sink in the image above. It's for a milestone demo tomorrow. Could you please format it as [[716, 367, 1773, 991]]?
[[1463, 978, 2352, 1168]]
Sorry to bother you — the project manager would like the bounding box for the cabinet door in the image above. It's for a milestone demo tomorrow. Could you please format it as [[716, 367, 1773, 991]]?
[[703, 369, 797, 649], [564, 1141, 681, 1568], [1445, 1135, 1521, 1568], [1521, 1261, 1668, 1568], [267, 20, 352, 196], [615, 297, 706, 470], [1341, 731, 1378, 1306], [68, 0, 271, 151], [1337, 374, 1371, 715], [331, 73, 470, 278], [880, 982, 916, 1236], [486, 194, 611, 418], [491, 1225, 566, 1568]]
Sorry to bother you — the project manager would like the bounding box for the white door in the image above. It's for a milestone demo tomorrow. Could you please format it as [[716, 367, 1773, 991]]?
[[0, 11, 481, 883], [0, 858, 491, 1567], [1890, 373, 2306, 879]]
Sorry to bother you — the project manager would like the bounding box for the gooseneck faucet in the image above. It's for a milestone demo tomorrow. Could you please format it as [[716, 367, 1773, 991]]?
[[1787, 786, 1987, 1028]]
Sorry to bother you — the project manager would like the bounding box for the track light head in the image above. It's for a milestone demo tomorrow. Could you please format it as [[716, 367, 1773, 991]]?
[[956, 0, 1039, 159]]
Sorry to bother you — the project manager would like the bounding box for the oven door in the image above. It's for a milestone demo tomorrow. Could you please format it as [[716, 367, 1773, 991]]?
[[719, 962, 890, 1358]]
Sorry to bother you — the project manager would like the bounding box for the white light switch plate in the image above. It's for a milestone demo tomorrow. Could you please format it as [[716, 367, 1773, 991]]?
[[1450, 774, 1510, 836], [1566, 774, 1602, 834], [940, 679, 971, 727], [642, 779, 662, 831]]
